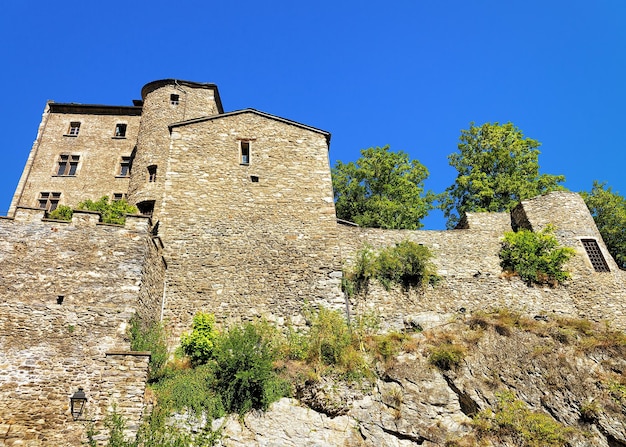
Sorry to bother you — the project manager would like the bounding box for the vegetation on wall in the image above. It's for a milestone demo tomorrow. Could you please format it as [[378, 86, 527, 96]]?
[[440, 122, 566, 228], [128, 315, 168, 381], [581, 181, 626, 269], [45, 196, 139, 224], [78, 196, 138, 225], [343, 240, 439, 295], [332, 145, 435, 229], [499, 225, 575, 285], [47, 205, 73, 220]]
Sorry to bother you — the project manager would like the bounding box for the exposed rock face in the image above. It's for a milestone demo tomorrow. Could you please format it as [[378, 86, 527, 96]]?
[[212, 317, 626, 446]]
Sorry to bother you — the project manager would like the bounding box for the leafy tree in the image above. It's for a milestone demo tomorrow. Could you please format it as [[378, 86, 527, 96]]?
[[332, 145, 434, 229], [441, 122, 565, 228], [77, 196, 138, 225], [581, 181, 626, 269]]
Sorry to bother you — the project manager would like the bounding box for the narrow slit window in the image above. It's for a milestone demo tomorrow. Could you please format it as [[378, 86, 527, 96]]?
[[147, 165, 157, 182], [581, 239, 610, 272], [57, 154, 80, 176], [67, 122, 81, 136], [114, 123, 127, 137], [170, 94, 180, 105], [240, 141, 250, 165]]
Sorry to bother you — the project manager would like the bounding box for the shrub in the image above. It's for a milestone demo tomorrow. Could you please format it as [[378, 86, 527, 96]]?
[[153, 364, 224, 418], [77, 196, 138, 225], [473, 391, 573, 447], [213, 322, 289, 415], [428, 343, 466, 370], [180, 312, 219, 366], [346, 240, 438, 293], [48, 205, 73, 220], [128, 315, 168, 381], [500, 225, 575, 285]]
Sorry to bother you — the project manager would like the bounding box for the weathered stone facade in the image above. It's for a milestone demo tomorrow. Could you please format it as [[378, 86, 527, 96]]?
[[0, 209, 163, 446], [3, 79, 626, 445]]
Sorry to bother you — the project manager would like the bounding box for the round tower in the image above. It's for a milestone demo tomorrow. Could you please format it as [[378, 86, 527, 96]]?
[[127, 79, 223, 218]]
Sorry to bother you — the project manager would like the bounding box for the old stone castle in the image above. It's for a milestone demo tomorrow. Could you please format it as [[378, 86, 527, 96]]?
[[1, 79, 624, 446]]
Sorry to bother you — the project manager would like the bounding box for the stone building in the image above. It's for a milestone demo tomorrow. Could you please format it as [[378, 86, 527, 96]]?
[[1, 79, 625, 446]]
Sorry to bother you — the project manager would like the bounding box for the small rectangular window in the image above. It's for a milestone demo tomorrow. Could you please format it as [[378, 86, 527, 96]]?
[[581, 239, 610, 272], [119, 156, 131, 177], [147, 165, 157, 182], [114, 123, 127, 137], [170, 94, 180, 105], [240, 141, 250, 165], [67, 122, 81, 136], [38, 192, 61, 211], [113, 193, 126, 201], [57, 154, 80, 176]]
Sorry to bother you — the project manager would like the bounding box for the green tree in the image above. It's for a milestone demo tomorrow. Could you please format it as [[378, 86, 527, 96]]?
[[581, 181, 626, 269], [77, 196, 138, 225], [332, 146, 434, 229], [441, 122, 565, 228]]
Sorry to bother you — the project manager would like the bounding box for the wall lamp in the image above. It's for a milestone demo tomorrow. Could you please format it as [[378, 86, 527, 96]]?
[[70, 388, 87, 420]]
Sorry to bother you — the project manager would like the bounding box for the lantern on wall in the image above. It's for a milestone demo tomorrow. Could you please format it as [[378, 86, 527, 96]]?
[[70, 388, 87, 420]]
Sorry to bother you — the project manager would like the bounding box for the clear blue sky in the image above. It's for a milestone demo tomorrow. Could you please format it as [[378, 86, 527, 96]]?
[[2, 1, 625, 229]]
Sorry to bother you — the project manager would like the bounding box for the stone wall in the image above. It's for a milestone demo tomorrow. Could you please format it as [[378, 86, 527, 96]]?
[[159, 111, 343, 338], [0, 208, 164, 446], [338, 192, 626, 331], [9, 103, 141, 215]]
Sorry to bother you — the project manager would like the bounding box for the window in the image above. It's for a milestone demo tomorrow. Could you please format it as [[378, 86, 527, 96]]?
[[170, 94, 179, 105], [119, 156, 131, 177], [137, 200, 155, 217], [147, 165, 157, 182], [67, 122, 81, 136], [38, 192, 61, 211], [114, 123, 127, 137], [113, 193, 126, 201], [581, 239, 610, 272], [240, 141, 250, 165], [57, 154, 80, 176]]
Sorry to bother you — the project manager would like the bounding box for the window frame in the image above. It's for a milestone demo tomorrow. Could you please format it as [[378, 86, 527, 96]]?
[[118, 156, 131, 177], [170, 94, 180, 105], [56, 154, 80, 176], [581, 238, 610, 272], [240, 140, 251, 165], [114, 123, 127, 138], [147, 165, 157, 183], [38, 192, 61, 211], [66, 122, 81, 136]]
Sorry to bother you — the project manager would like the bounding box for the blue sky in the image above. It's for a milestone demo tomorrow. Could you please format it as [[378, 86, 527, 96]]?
[[1, 1, 625, 229]]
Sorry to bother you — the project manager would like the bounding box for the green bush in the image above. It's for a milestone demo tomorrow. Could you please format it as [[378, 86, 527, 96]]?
[[346, 240, 438, 293], [180, 312, 219, 366], [213, 322, 289, 415], [48, 205, 73, 220], [77, 196, 138, 225], [153, 364, 224, 418], [128, 315, 168, 381], [428, 343, 466, 370], [473, 391, 573, 446], [500, 225, 575, 285], [375, 240, 438, 289]]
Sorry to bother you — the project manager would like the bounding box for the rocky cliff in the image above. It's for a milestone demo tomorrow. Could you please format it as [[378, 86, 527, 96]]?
[[210, 311, 626, 446]]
